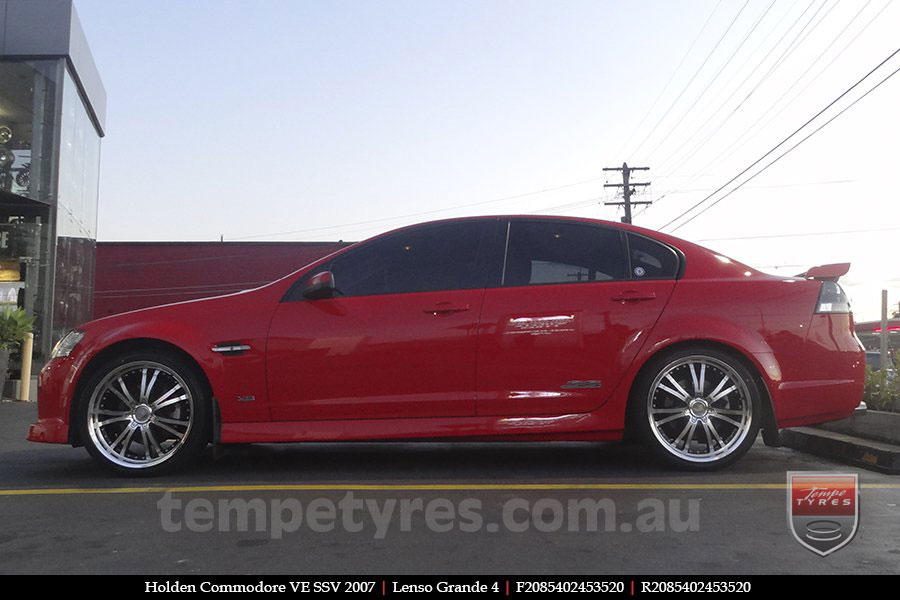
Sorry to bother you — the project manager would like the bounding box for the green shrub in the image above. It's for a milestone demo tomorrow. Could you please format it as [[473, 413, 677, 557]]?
[[863, 362, 899, 412], [0, 308, 34, 351]]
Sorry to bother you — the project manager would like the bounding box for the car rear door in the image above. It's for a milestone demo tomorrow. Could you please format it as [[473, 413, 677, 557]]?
[[475, 220, 678, 416], [267, 219, 501, 421]]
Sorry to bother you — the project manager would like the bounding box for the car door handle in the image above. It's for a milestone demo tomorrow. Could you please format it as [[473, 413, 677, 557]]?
[[611, 291, 657, 303], [425, 302, 471, 315]]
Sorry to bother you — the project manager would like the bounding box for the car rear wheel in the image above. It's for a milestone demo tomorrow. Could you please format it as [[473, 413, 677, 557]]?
[[77, 351, 210, 476], [633, 348, 761, 470]]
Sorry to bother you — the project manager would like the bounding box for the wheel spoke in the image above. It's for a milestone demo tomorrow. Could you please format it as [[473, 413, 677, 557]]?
[[153, 420, 186, 440], [656, 413, 688, 426], [709, 385, 737, 404], [142, 369, 160, 403], [145, 426, 163, 457], [154, 415, 190, 427], [114, 426, 137, 458], [151, 384, 183, 408], [664, 374, 691, 400], [97, 409, 130, 417], [140, 427, 151, 460], [116, 377, 137, 407], [705, 418, 725, 448], [706, 374, 731, 401], [698, 363, 706, 396], [98, 415, 131, 428], [154, 394, 188, 411], [672, 419, 693, 446], [710, 412, 742, 428], [689, 363, 699, 396], [139, 369, 148, 404], [106, 383, 134, 409]]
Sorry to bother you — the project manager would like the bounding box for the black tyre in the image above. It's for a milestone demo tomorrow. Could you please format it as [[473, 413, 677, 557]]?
[[632, 346, 761, 470], [77, 350, 210, 476]]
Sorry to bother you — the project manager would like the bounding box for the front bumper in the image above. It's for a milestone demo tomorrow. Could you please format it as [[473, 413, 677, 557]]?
[[26, 357, 78, 445], [27, 417, 68, 444]]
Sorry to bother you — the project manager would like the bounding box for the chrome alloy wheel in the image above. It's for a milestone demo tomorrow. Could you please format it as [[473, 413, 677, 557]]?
[[646, 355, 753, 463], [86, 361, 194, 469]]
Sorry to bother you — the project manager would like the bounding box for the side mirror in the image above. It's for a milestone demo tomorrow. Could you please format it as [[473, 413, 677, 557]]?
[[302, 271, 338, 300]]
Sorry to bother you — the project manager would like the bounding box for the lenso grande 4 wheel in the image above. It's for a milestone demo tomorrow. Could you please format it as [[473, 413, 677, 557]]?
[[77, 351, 210, 476], [634, 347, 762, 470]]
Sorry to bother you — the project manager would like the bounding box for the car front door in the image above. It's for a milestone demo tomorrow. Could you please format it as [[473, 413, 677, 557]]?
[[267, 220, 501, 421], [475, 220, 678, 416]]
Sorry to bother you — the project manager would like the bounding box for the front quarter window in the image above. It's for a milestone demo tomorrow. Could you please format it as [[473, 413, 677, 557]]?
[[314, 221, 491, 298]]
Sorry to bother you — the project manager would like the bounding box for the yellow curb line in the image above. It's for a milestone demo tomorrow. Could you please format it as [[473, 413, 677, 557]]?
[[0, 483, 898, 496]]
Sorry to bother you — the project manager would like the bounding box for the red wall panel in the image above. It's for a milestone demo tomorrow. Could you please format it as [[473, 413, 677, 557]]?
[[94, 242, 349, 318]]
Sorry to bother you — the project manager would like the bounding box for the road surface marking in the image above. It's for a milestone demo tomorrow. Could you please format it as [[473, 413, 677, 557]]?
[[0, 483, 898, 496]]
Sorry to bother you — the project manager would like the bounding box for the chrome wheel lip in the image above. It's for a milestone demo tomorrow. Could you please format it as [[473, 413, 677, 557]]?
[[646, 355, 753, 464], [86, 361, 194, 470]]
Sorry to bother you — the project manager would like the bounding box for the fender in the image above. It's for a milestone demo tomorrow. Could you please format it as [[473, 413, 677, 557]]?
[[590, 310, 784, 437], [58, 284, 288, 441]]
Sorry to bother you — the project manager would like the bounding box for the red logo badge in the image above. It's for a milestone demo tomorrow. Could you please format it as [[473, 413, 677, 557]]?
[[787, 472, 859, 556]]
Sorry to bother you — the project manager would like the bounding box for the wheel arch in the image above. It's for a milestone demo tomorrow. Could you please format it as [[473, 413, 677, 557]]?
[[68, 337, 218, 446], [623, 339, 779, 444]]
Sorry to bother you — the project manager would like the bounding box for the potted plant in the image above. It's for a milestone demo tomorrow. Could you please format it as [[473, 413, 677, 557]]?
[[0, 308, 35, 398]]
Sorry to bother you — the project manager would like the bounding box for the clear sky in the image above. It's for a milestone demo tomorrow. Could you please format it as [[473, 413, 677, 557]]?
[[75, 0, 900, 320]]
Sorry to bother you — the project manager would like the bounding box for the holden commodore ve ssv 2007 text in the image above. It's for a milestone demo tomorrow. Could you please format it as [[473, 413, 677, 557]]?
[[28, 216, 864, 475]]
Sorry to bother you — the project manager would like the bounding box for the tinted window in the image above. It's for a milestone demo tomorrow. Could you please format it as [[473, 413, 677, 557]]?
[[627, 233, 680, 279], [503, 221, 625, 286], [327, 222, 487, 296]]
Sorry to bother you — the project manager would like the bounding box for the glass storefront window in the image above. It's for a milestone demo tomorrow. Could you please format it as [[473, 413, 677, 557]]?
[[53, 68, 101, 344], [0, 59, 61, 367]]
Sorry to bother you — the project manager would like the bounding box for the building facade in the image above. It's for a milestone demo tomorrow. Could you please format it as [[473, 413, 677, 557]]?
[[0, 0, 105, 371]]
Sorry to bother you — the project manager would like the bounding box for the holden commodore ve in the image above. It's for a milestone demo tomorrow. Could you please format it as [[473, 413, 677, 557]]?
[[28, 216, 864, 474]]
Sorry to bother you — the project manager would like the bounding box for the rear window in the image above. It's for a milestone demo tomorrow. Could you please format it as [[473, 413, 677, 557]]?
[[627, 233, 680, 279]]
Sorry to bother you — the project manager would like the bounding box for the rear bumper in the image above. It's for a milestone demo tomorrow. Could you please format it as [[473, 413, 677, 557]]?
[[772, 378, 864, 428]]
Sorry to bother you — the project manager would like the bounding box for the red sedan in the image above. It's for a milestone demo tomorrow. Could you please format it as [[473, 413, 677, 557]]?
[[28, 216, 864, 474]]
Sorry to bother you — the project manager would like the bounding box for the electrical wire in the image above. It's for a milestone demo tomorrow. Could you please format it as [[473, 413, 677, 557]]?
[[639, 0, 778, 165], [627, 0, 751, 163], [667, 52, 900, 232], [227, 176, 607, 241], [614, 0, 724, 160]]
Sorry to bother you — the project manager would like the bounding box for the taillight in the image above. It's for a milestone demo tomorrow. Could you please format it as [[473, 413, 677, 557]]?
[[815, 281, 851, 314]]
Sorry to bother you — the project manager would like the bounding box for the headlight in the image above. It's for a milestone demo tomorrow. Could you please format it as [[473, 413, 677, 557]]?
[[51, 330, 85, 358]]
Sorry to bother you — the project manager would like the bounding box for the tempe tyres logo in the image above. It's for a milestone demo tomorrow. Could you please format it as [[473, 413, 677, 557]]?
[[787, 472, 859, 556]]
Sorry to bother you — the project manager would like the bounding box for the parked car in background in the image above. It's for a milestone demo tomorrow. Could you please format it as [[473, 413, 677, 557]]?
[[28, 216, 865, 475], [865, 350, 897, 382]]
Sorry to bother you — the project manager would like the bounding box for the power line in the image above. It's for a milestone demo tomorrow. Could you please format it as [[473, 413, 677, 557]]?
[[227, 176, 606, 240], [695, 226, 900, 242], [614, 0, 724, 161], [697, 0, 890, 178], [669, 53, 900, 232], [639, 0, 778, 165], [638, 0, 847, 219], [627, 0, 751, 162], [651, 0, 827, 177], [660, 45, 900, 232], [648, 0, 802, 174]]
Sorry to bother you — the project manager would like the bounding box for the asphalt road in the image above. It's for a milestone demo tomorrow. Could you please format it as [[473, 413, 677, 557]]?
[[1, 401, 898, 575]]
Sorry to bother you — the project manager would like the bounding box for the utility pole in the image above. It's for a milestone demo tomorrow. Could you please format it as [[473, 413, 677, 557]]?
[[881, 290, 889, 371], [603, 162, 650, 224]]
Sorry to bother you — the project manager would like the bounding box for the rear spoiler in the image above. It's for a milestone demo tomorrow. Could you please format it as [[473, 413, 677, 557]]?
[[796, 262, 850, 282]]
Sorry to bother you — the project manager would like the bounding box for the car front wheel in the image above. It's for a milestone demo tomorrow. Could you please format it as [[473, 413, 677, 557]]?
[[77, 351, 210, 476], [634, 348, 762, 470]]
